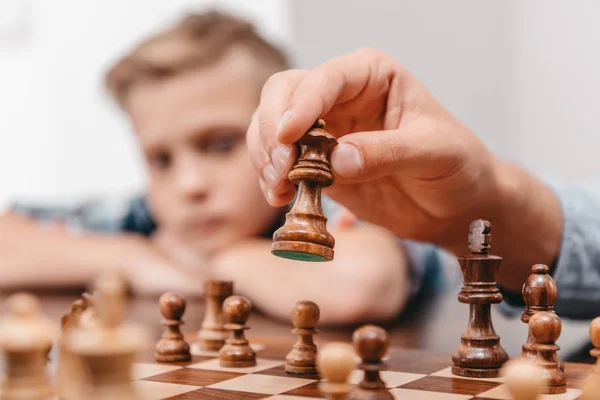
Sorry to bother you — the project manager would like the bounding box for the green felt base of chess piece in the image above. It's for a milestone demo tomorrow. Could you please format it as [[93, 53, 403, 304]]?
[[271, 241, 333, 262]]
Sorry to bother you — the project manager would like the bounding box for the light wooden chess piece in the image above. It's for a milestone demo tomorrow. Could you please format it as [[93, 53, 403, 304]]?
[[218, 295, 256, 367], [521, 264, 558, 361], [452, 220, 508, 378], [197, 280, 233, 351], [579, 316, 600, 400], [0, 292, 58, 400], [155, 292, 191, 362], [348, 325, 393, 400], [66, 273, 150, 400], [317, 342, 356, 400], [57, 292, 99, 400], [271, 119, 337, 261], [285, 300, 320, 374], [501, 358, 545, 400], [528, 311, 566, 394]]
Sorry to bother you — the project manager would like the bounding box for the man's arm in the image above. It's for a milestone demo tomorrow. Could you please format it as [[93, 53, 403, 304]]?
[[0, 212, 201, 295], [211, 224, 410, 325]]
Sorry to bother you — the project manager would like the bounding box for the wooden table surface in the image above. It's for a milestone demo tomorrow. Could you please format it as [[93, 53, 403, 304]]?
[[0, 286, 593, 363]]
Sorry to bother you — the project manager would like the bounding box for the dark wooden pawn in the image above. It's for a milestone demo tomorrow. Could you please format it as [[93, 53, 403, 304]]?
[[529, 311, 566, 394], [452, 220, 508, 378], [197, 280, 233, 351], [155, 292, 191, 363], [348, 325, 393, 400], [285, 301, 320, 375], [271, 119, 337, 262], [218, 296, 256, 368], [521, 264, 557, 361]]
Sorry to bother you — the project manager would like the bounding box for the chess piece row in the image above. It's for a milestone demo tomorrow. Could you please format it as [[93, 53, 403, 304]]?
[[0, 272, 149, 400], [451, 219, 567, 394]]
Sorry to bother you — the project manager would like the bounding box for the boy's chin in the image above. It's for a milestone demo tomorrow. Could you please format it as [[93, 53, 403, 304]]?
[[153, 227, 227, 261]]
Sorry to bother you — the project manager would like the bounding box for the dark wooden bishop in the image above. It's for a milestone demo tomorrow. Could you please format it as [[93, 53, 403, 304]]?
[[529, 311, 566, 394], [452, 220, 508, 378], [218, 296, 256, 368], [155, 292, 191, 363], [271, 119, 337, 262], [285, 300, 320, 375], [521, 264, 558, 361], [348, 325, 393, 400]]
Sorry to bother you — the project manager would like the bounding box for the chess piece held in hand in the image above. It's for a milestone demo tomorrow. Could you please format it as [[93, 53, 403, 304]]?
[[501, 358, 545, 400], [155, 292, 191, 362], [0, 293, 58, 400], [218, 295, 256, 367], [271, 119, 337, 262], [452, 219, 508, 378], [529, 311, 566, 394], [317, 342, 356, 400], [197, 280, 233, 351], [348, 325, 393, 400], [285, 300, 320, 374]]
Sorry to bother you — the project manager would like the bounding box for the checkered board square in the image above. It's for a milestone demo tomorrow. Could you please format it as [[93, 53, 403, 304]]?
[[125, 352, 585, 400]]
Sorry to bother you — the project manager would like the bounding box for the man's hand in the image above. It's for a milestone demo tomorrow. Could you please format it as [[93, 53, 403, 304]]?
[[248, 48, 502, 249], [247, 48, 562, 289]]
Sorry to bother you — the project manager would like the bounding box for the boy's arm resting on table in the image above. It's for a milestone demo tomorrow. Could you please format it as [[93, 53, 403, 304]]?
[[211, 224, 410, 326], [0, 212, 201, 295]]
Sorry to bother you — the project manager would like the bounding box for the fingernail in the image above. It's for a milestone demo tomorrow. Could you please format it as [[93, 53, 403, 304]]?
[[271, 145, 292, 177], [277, 110, 293, 136], [263, 163, 279, 189], [331, 143, 363, 179]]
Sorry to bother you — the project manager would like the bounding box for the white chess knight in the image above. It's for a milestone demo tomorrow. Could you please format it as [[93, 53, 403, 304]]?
[[65, 272, 150, 400], [0, 292, 58, 400]]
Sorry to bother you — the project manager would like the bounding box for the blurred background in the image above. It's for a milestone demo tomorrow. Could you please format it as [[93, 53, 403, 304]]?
[[1, 0, 599, 206]]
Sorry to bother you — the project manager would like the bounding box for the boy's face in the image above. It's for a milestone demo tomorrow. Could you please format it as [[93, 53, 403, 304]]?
[[127, 49, 281, 255]]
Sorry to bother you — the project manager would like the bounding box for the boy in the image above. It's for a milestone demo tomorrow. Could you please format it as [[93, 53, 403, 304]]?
[[0, 11, 442, 324]]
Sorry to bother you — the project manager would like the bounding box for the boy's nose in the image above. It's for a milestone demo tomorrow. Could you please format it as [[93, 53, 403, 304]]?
[[176, 168, 210, 201]]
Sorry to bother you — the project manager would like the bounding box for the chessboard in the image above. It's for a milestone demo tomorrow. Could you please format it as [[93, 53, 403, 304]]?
[[44, 343, 590, 400]]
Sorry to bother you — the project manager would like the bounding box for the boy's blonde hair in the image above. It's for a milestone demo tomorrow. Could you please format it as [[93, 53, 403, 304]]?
[[105, 10, 289, 108]]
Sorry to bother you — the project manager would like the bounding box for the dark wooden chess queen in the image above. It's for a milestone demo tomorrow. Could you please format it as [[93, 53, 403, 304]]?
[[452, 220, 508, 378], [271, 119, 337, 262]]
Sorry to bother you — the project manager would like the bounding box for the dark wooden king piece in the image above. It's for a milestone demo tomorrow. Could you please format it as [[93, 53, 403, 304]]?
[[452, 219, 508, 378], [218, 295, 256, 368], [155, 292, 191, 363], [521, 264, 557, 361], [271, 119, 337, 262], [349, 325, 393, 400], [285, 300, 320, 375]]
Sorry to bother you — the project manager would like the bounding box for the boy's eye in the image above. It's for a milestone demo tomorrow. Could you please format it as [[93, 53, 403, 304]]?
[[203, 134, 241, 154], [149, 152, 172, 170]]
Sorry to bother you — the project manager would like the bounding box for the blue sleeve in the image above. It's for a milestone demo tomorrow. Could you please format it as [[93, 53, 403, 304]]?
[[9, 195, 156, 236], [545, 179, 600, 319]]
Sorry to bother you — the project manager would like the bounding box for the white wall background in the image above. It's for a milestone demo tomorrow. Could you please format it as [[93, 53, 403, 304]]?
[[0, 0, 292, 205], [292, 0, 600, 179]]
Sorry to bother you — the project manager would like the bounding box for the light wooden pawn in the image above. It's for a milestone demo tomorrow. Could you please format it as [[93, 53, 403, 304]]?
[[66, 273, 150, 400], [317, 342, 356, 400], [501, 358, 545, 400], [0, 292, 58, 400]]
